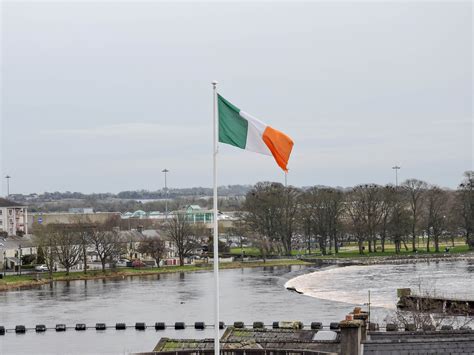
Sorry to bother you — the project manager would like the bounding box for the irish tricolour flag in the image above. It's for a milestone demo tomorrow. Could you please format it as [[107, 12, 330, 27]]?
[[218, 94, 294, 171]]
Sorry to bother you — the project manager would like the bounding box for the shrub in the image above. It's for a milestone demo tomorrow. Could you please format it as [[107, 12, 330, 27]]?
[[21, 254, 36, 265]]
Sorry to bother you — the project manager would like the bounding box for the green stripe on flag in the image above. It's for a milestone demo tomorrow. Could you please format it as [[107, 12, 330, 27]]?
[[218, 94, 248, 149]]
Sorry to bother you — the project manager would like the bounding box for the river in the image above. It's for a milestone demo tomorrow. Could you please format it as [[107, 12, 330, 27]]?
[[0, 261, 472, 354]]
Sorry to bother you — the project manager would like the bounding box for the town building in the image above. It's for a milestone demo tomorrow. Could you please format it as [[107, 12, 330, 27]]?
[[149, 308, 474, 355], [68, 207, 94, 214], [27, 211, 120, 230], [0, 234, 36, 271], [119, 206, 236, 229], [184, 205, 214, 224], [0, 198, 28, 236]]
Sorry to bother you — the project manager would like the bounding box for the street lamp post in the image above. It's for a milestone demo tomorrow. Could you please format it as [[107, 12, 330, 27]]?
[[392, 166, 401, 187], [3, 250, 6, 277], [18, 244, 22, 276], [5, 175, 11, 197], [162, 169, 170, 218]]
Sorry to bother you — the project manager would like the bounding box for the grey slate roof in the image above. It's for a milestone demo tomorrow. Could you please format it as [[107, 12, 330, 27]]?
[[0, 235, 36, 249], [364, 330, 474, 355], [151, 328, 340, 354], [0, 198, 24, 207]]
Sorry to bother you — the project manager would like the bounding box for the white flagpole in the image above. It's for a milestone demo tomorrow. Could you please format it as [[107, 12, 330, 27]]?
[[212, 80, 220, 355]]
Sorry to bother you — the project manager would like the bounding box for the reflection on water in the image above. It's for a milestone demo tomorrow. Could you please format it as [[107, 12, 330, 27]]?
[[0, 265, 341, 355]]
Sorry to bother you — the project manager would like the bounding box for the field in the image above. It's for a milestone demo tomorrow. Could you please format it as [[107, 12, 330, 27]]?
[[229, 237, 471, 258]]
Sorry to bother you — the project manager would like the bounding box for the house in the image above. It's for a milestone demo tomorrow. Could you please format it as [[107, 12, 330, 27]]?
[[140, 229, 176, 258], [0, 198, 28, 236], [0, 234, 36, 270]]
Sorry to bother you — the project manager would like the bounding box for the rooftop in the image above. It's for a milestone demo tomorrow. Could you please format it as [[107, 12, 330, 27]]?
[[151, 328, 339, 354], [0, 198, 24, 208], [0, 235, 36, 249]]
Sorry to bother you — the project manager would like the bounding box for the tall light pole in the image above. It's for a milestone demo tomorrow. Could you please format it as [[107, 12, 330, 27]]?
[[162, 169, 169, 218], [5, 175, 11, 197], [392, 166, 401, 187]]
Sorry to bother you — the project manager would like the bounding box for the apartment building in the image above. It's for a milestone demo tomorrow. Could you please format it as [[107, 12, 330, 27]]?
[[0, 198, 28, 236]]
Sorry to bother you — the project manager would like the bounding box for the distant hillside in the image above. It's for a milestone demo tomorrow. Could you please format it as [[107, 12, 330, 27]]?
[[7, 185, 252, 213]]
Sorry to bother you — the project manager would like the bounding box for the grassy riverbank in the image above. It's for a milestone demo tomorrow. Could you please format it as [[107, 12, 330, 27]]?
[[2, 243, 472, 291], [317, 244, 471, 259], [0, 259, 310, 291], [230, 241, 472, 259]]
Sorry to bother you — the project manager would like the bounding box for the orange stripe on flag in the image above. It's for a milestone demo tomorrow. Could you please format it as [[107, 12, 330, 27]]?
[[262, 126, 294, 172]]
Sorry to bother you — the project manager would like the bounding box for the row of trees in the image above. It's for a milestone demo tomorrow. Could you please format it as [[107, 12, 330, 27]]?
[[33, 216, 171, 277], [32, 213, 211, 276], [35, 219, 126, 277], [26, 171, 473, 271], [241, 172, 473, 256], [27, 195, 244, 214]]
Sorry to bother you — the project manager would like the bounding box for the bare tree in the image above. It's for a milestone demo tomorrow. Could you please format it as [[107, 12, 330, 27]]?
[[402, 179, 428, 252], [89, 218, 124, 272], [242, 182, 284, 255], [138, 236, 167, 266], [164, 213, 197, 266], [424, 186, 448, 252], [71, 215, 95, 274], [325, 188, 344, 254], [50, 225, 82, 275], [276, 186, 300, 255], [300, 187, 344, 255], [346, 200, 367, 255], [379, 186, 397, 252], [33, 224, 58, 279], [388, 200, 411, 254], [307, 188, 329, 255], [457, 171, 474, 249], [346, 184, 383, 253], [298, 191, 315, 255]]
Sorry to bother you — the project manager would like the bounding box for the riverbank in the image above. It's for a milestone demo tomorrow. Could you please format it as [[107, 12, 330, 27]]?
[[305, 252, 474, 266], [231, 243, 472, 258], [0, 259, 311, 291], [3, 251, 473, 292]]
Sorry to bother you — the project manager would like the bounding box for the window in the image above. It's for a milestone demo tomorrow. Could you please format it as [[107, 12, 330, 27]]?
[[0, 210, 2, 215]]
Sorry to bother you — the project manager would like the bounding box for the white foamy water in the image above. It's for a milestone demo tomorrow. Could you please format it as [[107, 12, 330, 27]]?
[[285, 260, 474, 309]]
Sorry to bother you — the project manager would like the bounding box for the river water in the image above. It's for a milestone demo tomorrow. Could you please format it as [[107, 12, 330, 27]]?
[[0, 261, 472, 354]]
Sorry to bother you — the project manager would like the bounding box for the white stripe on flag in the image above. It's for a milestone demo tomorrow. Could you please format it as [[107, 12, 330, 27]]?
[[240, 110, 272, 156]]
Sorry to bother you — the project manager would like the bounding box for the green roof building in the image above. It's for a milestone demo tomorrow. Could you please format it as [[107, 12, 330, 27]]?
[[185, 205, 213, 224]]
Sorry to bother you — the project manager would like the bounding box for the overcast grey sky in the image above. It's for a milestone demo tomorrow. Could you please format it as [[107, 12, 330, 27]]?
[[1, 1, 472, 194]]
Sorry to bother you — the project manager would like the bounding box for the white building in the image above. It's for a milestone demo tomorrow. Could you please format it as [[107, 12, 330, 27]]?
[[0, 235, 36, 270], [0, 198, 28, 236]]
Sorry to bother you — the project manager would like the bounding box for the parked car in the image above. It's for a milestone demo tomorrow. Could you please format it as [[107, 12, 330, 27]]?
[[116, 259, 130, 267], [131, 259, 145, 268], [35, 264, 49, 272]]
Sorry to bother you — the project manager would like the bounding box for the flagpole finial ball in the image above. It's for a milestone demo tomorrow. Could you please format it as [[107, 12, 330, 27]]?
[[212, 80, 218, 87]]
